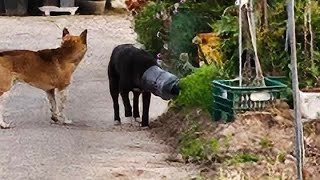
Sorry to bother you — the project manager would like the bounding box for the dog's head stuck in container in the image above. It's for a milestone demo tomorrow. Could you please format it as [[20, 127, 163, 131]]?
[[141, 65, 180, 100], [108, 44, 180, 127]]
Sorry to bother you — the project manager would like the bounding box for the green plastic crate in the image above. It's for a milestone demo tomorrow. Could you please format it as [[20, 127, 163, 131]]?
[[211, 77, 287, 122]]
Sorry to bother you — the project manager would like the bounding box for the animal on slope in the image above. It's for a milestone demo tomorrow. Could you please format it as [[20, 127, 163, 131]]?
[[0, 28, 88, 129], [108, 44, 180, 127]]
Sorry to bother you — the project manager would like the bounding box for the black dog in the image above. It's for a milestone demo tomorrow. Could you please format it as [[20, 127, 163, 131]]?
[[108, 44, 180, 127]]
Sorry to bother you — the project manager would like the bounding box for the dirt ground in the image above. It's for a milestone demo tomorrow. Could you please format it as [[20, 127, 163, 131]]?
[[151, 105, 320, 179], [0, 15, 197, 180]]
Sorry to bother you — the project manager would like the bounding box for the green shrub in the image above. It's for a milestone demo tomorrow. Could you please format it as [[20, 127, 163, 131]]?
[[259, 137, 273, 149], [227, 153, 260, 165], [210, 14, 239, 76], [210, 0, 320, 89], [180, 137, 222, 161], [134, 2, 168, 55], [168, 10, 211, 63], [174, 64, 228, 111], [179, 122, 221, 161], [179, 123, 205, 160], [166, 1, 234, 73], [133, 0, 234, 77], [180, 138, 206, 161]]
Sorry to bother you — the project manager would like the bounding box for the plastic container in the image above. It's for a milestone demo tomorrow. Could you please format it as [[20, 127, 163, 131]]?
[[0, 0, 4, 14], [76, 0, 105, 15], [212, 77, 287, 122], [4, 0, 28, 16], [60, 0, 75, 7], [42, 0, 59, 6]]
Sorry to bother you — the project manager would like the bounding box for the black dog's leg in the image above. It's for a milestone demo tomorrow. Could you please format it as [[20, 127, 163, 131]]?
[[110, 79, 121, 125], [120, 91, 132, 117], [141, 92, 151, 127], [133, 91, 140, 120]]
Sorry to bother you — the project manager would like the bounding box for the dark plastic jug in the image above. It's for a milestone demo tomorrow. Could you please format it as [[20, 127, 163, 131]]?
[[60, 0, 75, 7], [42, 0, 59, 6], [0, 0, 4, 14], [3, 0, 28, 16]]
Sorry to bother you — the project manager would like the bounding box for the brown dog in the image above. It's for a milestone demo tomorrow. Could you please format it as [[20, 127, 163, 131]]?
[[0, 28, 88, 129]]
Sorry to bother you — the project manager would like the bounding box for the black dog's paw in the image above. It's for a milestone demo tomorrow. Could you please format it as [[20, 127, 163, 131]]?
[[134, 117, 141, 123], [141, 123, 149, 128], [139, 126, 150, 131], [114, 120, 121, 126]]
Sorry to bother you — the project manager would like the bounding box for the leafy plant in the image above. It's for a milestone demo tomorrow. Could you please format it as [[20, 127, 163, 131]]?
[[259, 137, 274, 149], [134, 0, 234, 77], [209, 137, 220, 154], [227, 153, 260, 165], [209, 0, 320, 90], [276, 151, 286, 163], [180, 138, 206, 161], [173, 64, 228, 111], [168, 10, 211, 65], [179, 123, 205, 160], [179, 122, 222, 161], [134, 2, 168, 55], [210, 15, 239, 76]]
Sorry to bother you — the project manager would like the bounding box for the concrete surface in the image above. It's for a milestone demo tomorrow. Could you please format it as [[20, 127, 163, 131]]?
[[0, 15, 196, 180]]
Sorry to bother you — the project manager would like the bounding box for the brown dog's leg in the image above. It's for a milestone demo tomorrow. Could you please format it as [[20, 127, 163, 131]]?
[[0, 91, 11, 129], [0, 67, 12, 129], [47, 88, 71, 124], [56, 89, 72, 124], [46, 89, 58, 123]]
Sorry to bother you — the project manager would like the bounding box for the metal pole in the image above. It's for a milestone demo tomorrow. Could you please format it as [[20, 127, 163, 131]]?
[[239, 0, 243, 87], [287, 0, 305, 179]]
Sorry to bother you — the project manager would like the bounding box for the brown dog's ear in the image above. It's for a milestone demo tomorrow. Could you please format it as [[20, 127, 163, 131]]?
[[62, 28, 70, 38], [80, 29, 88, 44]]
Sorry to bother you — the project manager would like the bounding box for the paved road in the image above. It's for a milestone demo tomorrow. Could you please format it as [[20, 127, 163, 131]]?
[[0, 15, 196, 180]]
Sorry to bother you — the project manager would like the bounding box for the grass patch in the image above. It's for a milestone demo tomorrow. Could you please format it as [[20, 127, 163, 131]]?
[[178, 120, 225, 163], [227, 153, 260, 165], [259, 137, 274, 149]]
